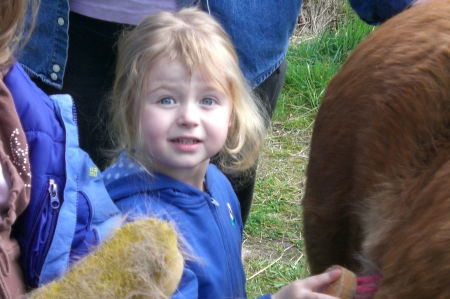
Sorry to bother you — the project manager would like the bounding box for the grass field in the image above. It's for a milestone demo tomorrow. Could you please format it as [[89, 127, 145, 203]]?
[[243, 4, 374, 297]]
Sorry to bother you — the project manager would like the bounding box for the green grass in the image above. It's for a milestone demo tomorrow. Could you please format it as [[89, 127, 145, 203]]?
[[243, 8, 374, 298]]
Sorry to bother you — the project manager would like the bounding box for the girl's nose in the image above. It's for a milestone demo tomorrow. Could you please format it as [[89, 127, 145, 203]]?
[[177, 103, 200, 127]]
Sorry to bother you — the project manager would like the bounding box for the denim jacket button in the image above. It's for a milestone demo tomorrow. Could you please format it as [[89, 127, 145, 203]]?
[[52, 64, 60, 72], [57, 17, 65, 26], [50, 73, 58, 81]]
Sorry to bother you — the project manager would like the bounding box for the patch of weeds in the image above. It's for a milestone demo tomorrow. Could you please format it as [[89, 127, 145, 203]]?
[[243, 4, 374, 298], [246, 258, 311, 297]]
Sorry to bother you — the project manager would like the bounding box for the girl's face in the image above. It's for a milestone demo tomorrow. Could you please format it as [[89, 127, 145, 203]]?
[[140, 56, 233, 187]]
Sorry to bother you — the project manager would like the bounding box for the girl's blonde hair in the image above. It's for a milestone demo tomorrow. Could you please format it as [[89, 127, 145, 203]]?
[[0, 0, 38, 68], [109, 7, 267, 174]]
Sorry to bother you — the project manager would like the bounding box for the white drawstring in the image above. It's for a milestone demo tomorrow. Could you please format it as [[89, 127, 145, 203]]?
[[205, 0, 211, 14]]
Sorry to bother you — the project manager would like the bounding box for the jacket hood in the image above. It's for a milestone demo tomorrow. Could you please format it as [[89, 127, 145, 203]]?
[[103, 152, 208, 203]]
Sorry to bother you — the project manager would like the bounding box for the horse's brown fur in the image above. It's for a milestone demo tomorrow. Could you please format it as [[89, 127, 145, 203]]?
[[302, 1, 450, 298]]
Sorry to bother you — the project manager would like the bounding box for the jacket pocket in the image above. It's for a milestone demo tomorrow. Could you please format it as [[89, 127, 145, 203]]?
[[25, 178, 62, 288]]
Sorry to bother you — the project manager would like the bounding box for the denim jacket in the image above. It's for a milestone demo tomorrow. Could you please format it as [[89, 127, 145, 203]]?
[[19, 0, 415, 89], [19, 0, 302, 90]]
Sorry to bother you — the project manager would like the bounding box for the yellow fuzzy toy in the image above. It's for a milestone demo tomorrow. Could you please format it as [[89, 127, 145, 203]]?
[[25, 219, 184, 299]]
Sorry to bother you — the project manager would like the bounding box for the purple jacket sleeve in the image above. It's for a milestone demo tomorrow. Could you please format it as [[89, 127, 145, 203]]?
[[349, 0, 415, 25]]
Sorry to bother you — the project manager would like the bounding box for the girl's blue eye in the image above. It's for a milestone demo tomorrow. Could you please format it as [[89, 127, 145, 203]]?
[[201, 98, 215, 105], [160, 97, 175, 105]]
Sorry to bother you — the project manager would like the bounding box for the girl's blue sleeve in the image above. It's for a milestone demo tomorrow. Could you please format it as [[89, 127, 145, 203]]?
[[349, 0, 415, 25]]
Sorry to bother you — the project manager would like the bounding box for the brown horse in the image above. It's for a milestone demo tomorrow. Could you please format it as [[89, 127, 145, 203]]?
[[302, 0, 450, 298]]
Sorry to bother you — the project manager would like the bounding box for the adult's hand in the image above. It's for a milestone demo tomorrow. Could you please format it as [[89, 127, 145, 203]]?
[[272, 269, 342, 299]]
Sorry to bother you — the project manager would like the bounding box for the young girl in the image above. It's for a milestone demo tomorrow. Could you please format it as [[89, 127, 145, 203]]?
[[104, 8, 342, 299]]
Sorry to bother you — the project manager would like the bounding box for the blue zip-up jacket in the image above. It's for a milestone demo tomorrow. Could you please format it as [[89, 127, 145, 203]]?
[[6, 63, 67, 287], [6, 62, 121, 287], [104, 153, 271, 299]]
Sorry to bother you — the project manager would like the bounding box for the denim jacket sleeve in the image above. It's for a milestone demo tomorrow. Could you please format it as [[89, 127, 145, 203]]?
[[19, 0, 69, 89], [348, 0, 415, 25], [200, 0, 302, 89], [20, 0, 192, 90]]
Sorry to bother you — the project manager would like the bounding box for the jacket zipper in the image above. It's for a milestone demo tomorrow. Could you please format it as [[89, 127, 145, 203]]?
[[26, 179, 61, 287], [37, 179, 61, 278], [207, 194, 240, 295], [211, 197, 219, 206], [48, 179, 60, 209]]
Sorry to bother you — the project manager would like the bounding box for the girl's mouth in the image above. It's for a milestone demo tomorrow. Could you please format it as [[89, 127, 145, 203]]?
[[172, 138, 199, 144]]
